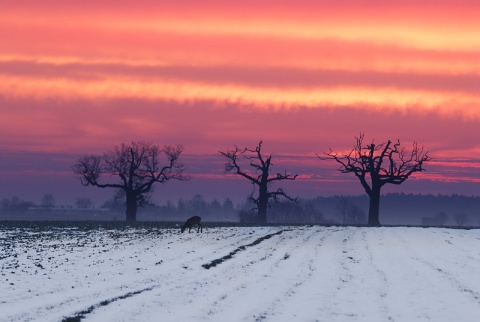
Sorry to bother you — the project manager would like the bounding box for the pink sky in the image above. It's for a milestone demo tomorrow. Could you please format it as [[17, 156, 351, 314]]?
[[1, 1, 480, 205]]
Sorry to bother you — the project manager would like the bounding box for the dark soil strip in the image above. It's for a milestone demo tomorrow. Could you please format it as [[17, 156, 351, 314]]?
[[61, 286, 154, 322], [202, 230, 286, 269]]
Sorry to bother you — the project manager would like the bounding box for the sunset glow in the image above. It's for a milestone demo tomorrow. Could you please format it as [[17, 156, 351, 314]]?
[[1, 0, 480, 204]]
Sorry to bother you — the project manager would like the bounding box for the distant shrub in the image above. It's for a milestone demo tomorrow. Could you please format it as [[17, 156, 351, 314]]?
[[238, 210, 258, 223]]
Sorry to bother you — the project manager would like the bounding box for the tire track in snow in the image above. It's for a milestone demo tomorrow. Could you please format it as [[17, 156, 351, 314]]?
[[248, 227, 335, 321], [2, 227, 211, 321], [399, 230, 480, 304], [294, 227, 392, 321], [395, 229, 480, 302], [4, 225, 480, 321], [414, 258, 480, 302], [323, 228, 382, 320], [202, 229, 287, 269], [201, 227, 335, 321], [358, 229, 393, 320], [433, 229, 480, 266], [106, 229, 290, 321], [61, 286, 155, 322], [177, 227, 283, 269], [85, 227, 290, 321], [385, 228, 480, 320], [3, 238, 171, 322]]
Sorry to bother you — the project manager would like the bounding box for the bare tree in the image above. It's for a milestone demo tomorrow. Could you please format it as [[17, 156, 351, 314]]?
[[319, 133, 430, 226], [434, 211, 449, 226], [219, 141, 298, 223], [335, 197, 350, 225], [73, 141, 188, 222], [335, 197, 366, 225], [1, 196, 34, 213], [454, 213, 469, 226], [41, 194, 55, 208], [348, 203, 367, 225]]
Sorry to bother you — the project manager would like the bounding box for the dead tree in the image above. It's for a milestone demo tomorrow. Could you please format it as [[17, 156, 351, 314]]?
[[219, 141, 298, 223], [73, 141, 188, 222], [319, 133, 430, 226]]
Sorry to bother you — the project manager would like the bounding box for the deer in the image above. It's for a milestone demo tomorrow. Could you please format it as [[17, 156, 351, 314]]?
[[181, 216, 203, 233]]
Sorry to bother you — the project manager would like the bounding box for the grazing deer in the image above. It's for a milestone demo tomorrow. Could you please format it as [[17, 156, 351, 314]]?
[[181, 216, 203, 233]]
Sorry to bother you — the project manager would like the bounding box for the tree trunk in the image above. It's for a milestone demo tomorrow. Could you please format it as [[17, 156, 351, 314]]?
[[368, 188, 381, 227], [125, 193, 138, 222], [257, 198, 268, 224], [257, 187, 268, 224]]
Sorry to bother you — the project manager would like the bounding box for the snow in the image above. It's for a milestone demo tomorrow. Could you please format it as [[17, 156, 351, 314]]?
[[1, 225, 480, 321]]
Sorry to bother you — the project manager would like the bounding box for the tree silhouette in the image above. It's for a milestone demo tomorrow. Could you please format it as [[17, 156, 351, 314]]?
[[41, 194, 55, 208], [73, 141, 188, 222], [320, 133, 430, 226], [454, 213, 469, 226], [75, 197, 93, 209], [219, 141, 298, 223]]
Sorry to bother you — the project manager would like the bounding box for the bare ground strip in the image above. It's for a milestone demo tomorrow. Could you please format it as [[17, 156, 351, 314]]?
[[202, 230, 286, 269], [61, 286, 154, 322]]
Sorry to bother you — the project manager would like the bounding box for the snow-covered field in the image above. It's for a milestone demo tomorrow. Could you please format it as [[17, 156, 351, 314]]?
[[1, 224, 480, 322]]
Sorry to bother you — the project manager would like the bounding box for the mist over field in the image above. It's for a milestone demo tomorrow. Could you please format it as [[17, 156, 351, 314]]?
[[2, 193, 479, 228]]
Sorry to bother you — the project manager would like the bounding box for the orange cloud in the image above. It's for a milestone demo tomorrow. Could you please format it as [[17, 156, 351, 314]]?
[[2, 0, 479, 123], [1, 72, 479, 120], [4, 1, 480, 51]]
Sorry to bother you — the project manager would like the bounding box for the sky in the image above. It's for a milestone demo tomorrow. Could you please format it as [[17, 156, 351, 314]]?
[[1, 0, 480, 206]]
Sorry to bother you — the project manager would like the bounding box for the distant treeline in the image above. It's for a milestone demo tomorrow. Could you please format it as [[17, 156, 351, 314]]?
[[308, 194, 480, 226], [120, 193, 480, 226], [2, 193, 480, 226]]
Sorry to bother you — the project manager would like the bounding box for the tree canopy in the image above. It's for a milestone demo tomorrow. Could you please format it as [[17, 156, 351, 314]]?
[[73, 141, 188, 222], [320, 133, 431, 226], [220, 141, 298, 223]]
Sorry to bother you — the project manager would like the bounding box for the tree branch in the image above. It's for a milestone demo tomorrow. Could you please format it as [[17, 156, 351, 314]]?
[[319, 133, 430, 195], [219, 146, 260, 184]]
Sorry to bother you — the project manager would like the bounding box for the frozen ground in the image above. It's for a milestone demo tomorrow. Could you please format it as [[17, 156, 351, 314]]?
[[1, 224, 480, 322]]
